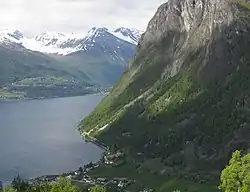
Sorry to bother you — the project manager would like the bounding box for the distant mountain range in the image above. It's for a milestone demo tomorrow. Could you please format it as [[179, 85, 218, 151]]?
[[0, 27, 142, 55], [0, 27, 143, 99]]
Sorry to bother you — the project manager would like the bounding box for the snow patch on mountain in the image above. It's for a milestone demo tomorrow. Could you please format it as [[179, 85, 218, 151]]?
[[109, 27, 143, 45], [35, 31, 83, 46], [22, 38, 80, 55], [23, 31, 86, 55], [87, 27, 143, 45]]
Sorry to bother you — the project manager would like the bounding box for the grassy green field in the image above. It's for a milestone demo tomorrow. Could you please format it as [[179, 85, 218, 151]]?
[[12, 76, 69, 87], [0, 89, 25, 100], [89, 163, 219, 192], [237, 0, 250, 9]]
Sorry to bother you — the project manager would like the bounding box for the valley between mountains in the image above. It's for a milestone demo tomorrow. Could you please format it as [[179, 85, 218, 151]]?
[[0, 27, 142, 99]]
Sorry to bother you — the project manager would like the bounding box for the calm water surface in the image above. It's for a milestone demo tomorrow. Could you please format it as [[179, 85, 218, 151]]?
[[0, 95, 104, 182]]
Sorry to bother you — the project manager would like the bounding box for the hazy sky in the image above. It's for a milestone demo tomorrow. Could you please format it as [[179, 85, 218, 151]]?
[[0, 0, 166, 36]]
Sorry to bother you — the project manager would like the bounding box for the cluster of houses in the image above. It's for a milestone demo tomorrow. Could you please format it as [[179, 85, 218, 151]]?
[[29, 175, 58, 184], [138, 188, 154, 192], [113, 178, 134, 188], [66, 165, 134, 190], [53, 158, 136, 191], [23, 149, 154, 192], [104, 151, 124, 165], [77, 176, 133, 189]]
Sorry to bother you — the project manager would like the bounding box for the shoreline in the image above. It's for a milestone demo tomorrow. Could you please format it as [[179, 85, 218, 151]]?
[[1, 137, 108, 188], [0, 92, 108, 102], [0, 94, 109, 188], [31, 136, 108, 183], [83, 135, 108, 151]]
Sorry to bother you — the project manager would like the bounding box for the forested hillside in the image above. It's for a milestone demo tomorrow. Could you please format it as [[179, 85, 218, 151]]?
[[80, 0, 250, 183]]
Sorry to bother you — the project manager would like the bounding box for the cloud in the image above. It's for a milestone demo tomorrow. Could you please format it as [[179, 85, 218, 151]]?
[[0, 0, 166, 36]]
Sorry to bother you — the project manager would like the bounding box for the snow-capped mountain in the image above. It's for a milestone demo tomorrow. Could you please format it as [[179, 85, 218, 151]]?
[[85, 27, 142, 45], [71, 27, 138, 64], [0, 27, 143, 56]]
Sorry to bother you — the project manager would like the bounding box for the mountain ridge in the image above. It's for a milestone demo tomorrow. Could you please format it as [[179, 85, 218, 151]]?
[[0, 27, 143, 55]]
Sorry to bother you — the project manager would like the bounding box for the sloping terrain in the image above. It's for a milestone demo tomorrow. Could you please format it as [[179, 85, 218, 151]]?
[[0, 44, 93, 99], [62, 28, 138, 85], [80, 0, 250, 182]]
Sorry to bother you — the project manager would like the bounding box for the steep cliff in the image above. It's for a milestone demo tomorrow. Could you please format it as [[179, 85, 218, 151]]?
[[80, 0, 250, 181]]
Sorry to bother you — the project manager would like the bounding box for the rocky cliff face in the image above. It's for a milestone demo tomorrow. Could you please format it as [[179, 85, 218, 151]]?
[[136, 0, 248, 80], [81, 0, 250, 182], [142, 0, 235, 44]]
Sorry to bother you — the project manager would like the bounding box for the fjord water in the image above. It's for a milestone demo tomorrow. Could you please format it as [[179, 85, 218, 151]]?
[[0, 95, 104, 182]]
